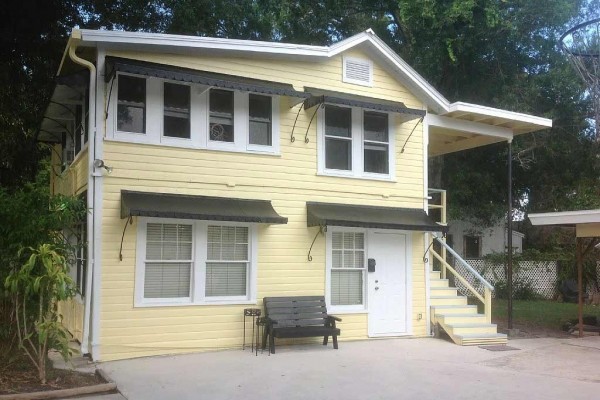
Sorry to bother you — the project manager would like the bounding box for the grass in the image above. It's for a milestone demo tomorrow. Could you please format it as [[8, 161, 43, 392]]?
[[492, 299, 600, 331]]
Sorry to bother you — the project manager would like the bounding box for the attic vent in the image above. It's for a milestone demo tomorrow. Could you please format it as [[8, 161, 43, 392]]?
[[343, 57, 373, 86]]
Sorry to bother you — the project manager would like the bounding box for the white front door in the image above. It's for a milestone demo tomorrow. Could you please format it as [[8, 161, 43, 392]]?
[[368, 231, 410, 336]]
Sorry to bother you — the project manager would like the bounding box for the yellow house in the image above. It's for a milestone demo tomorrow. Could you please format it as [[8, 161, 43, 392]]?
[[39, 28, 552, 361]]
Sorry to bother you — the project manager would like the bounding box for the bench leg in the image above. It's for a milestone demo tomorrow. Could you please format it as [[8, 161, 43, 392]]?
[[261, 328, 268, 350], [269, 334, 275, 354], [332, 335, 338, 349], [323, 335, 328, 346]]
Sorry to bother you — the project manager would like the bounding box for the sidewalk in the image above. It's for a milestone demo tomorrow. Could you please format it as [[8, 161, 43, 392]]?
[[97, 336, 600, 400]]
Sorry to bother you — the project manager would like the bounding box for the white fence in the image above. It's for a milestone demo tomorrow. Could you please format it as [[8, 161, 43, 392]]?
[[453, 259, 558, 299]]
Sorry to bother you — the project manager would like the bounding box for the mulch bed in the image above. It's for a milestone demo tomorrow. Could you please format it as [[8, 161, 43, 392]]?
[[0, 353, 102, 395]]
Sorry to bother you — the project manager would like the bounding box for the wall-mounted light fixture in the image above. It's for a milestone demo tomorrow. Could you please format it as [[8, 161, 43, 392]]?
[[93, 159, 113, 174]]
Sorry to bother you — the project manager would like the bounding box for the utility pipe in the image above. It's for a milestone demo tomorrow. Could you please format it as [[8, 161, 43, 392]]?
[[68, 43, 96, 356]]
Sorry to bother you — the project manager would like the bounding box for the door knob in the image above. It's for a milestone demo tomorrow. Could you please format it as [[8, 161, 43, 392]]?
[[375, 286, 379, 290]]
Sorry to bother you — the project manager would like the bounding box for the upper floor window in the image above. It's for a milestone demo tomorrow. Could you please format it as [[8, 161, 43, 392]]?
[[249, 94, 272, 146], [117, 75, 146, 134], [163, 82, 190, 139], [112, 74, 280, 155], [209, 89, 235, 142], [318, 105, 394, 180]]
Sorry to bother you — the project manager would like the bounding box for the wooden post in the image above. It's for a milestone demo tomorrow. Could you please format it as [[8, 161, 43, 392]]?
[[577, 237, 583, 338], [441, 190, 447, 279], [484, 287, 492, 324]]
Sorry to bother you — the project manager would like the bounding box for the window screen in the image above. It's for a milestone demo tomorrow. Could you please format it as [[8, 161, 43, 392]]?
[[117, 75, 146, 133], [209, 89, 234, 142], [363, 111, 389, 174], [164, 82, 190, 139], [144, 223, 192, 298], [206, 226, 249, 297], [249, 94, 272, 146], [331, 231, 365, 306], [325, 106, 352, 170]]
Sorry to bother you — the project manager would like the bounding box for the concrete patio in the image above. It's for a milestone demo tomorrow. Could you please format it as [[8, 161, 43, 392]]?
[[99, 336, 600, 400]]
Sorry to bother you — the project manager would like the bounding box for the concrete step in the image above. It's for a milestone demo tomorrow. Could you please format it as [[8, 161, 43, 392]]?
[[454, 333, 508, 346], [432, 305, 478, 315], [430, 287, 458, 297], [437, 313, 487, 325], [430, 278, 450, 288], [446, 323, 498, 336], [430, 295, 468, 306]]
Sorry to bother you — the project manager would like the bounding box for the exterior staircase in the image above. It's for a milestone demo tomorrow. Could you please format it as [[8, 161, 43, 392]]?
[[430, 270, 507, 346]]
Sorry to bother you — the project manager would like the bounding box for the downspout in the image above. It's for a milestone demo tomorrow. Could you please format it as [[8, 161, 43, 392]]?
[[68, 43, 96, 356], [423, 114, 432, 336]]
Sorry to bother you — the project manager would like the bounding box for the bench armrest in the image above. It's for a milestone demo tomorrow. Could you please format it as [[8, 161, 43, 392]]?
[[326, 314, 342, 322]]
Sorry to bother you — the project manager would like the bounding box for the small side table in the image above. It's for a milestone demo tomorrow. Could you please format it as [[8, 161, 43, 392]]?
[[255, 317, 269, 356], [243, 308, 261, 353]]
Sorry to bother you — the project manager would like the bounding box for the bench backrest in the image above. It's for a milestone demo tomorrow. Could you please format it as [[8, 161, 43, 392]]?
[[263, 296, 328, 328]]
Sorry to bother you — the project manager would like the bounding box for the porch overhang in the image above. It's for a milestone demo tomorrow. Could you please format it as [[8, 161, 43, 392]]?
[[105, 56, 309, 101], [121, 190, 288, 224], [529, 209, 600, 238], [306, 202, 447, 233], [428, 103, 553, 157]]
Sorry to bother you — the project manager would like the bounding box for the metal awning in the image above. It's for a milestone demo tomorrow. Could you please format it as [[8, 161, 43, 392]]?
[[303, 87, 425, 119], [306, 202, 446, 232], [105, 56, 309, 99], [121, 190, 287, 224]]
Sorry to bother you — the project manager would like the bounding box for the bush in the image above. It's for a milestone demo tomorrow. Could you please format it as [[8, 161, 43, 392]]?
[[495, 278, 539, 300]]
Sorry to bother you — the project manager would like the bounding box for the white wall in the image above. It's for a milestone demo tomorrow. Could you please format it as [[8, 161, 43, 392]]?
[[447, 220, 523, 258]]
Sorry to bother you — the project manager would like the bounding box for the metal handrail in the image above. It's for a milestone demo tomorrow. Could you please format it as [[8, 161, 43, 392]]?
[[433, 236, 494, 290]]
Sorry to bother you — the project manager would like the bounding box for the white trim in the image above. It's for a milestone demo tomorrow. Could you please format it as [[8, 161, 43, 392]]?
[[134, 218, 258, 307], [424, 233, 431, 336], [427, 113, 514, 140], [446, 102, 553, 128], [317, 105, 395, 180], [529, 209, 600, 226], [108, 74, 280, 155], [74, 28, 552, 130]]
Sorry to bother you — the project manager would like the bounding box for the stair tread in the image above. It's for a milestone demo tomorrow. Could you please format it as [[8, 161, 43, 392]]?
[[431, 287, 457, 290], [431, 295, 467, 299], [446, 323, 497, 328], [439, 313, 485, 318], [454, 333, 507, 339], [433, 305, 477, 309]]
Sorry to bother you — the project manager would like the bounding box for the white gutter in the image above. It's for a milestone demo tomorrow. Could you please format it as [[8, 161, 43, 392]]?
[[68, 43, 96, 356]]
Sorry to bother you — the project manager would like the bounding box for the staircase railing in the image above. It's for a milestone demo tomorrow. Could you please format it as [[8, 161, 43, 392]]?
[[429, 236, 494, 323]]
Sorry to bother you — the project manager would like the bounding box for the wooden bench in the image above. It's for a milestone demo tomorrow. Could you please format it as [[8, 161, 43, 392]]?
[[261, 296, 341, 354]]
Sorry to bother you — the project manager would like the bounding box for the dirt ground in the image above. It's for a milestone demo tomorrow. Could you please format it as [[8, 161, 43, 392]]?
[[0, 352, 102, 395]]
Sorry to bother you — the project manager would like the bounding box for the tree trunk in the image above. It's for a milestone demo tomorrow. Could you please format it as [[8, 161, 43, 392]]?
[[39, 355, 46, 384]]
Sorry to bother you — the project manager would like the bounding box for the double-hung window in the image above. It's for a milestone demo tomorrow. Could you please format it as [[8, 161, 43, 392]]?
[[144, 223, 193, 300], [319, 106, 394, 179], [117, 75, 146, 134], [328, 230, 366, 310], [112, 74, 279, 154], [136, 220, 256, 306], [163, 82, 191, 139], [206, 226, 249, 298], [209, 89, 235, 142]]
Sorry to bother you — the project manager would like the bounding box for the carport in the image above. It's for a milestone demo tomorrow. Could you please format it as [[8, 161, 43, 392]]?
[[529, 209, 600, 337]]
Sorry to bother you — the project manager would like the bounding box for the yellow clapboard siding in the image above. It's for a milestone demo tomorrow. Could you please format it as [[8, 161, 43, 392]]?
[[97, 46, 428, 360]]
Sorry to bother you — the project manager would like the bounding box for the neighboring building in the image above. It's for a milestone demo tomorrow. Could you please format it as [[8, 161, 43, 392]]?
[[40, 29, 551, 361], [447, 220, 524, 259]]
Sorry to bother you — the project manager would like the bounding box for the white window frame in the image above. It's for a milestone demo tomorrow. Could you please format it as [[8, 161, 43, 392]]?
[[317, 106, 395, 181], [325, 226, 368, 314], [108, 73, 279, 155], [135, 217, 258, 307]]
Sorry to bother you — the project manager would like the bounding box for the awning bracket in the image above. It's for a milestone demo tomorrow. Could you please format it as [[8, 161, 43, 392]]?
[[105, 76, 116, 120], [308, 225, 326, 262], [119, 215, 133, 262], [423, 240, 435, 263], [400, 116, 424, 154], [290, 102, 304, 143]]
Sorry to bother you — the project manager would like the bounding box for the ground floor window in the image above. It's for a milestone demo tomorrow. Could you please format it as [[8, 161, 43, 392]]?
[[136, 219, 256, 306], [327, 228, 366, 311]]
